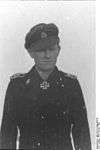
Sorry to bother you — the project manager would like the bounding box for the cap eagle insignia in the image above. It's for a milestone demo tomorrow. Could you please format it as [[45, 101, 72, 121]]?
[[41, 32, 47, 39]]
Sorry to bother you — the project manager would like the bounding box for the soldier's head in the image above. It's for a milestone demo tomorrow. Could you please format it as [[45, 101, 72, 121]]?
[[24, 23, 60, 72]]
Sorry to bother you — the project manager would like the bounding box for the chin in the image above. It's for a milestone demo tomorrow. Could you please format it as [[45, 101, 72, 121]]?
[[39, 64, 55, 71]]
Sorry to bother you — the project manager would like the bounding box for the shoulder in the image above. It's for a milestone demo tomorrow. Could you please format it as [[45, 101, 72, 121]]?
[[9, 73, 27, 89], [10, 73, 26, 80], [59, 70, 77, 80], [59, 70, 82, 95], [58, 70, 80, 90], [6, 73, 27, 94], [63, 72, 77, 80]]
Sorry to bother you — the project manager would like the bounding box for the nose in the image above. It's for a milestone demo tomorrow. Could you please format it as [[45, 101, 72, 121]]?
[[44, 49, 50, 58]]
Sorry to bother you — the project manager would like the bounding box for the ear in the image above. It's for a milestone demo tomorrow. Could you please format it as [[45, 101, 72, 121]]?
[[57, 44, 61, 54], [58, 45, 61, 51], [56, 45, 60, 57]]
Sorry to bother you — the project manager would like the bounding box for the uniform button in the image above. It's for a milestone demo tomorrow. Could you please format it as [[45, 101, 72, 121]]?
[[41, 115, 45, 119], [61, 84, 64, 88], [37, 142, 41, 146], [60, 77, 62, 81], [63, 111, 66, 115], [56, 81, 59, 85]]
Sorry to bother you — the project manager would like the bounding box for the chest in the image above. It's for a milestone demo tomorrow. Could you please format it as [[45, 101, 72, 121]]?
[[17, 83, 71, 129]]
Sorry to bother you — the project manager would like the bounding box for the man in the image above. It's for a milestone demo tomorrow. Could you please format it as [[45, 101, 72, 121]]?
[[0, 23, 91, 150]]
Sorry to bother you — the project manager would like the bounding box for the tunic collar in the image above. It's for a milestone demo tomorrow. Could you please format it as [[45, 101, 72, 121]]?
[[26, 65, 60, 90]]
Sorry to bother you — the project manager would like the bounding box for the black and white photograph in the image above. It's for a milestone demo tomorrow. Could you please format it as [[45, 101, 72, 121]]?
[[0, 1, 95, 150]]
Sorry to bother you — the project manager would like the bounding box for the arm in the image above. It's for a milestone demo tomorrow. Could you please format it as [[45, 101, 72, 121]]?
[[0, 80, 18, 149], [70, 79, 91, 150]]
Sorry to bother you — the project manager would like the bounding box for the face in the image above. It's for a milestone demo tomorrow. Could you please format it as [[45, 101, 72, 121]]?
[[29, 43, 60, 72]]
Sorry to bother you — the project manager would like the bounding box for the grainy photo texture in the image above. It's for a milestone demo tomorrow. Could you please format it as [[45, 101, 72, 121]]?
[[0, 1, 95, 150]]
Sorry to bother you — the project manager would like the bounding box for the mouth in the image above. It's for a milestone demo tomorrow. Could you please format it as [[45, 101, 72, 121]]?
[[41, 61, 52, 63]]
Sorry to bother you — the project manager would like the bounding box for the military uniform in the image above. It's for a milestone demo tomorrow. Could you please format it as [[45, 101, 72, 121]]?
[[0, 23, 91, 149], [0, 66, 91, 150]]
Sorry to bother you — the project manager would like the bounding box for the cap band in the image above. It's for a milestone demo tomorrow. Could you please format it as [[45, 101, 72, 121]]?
[[28, 36, 59, 52]]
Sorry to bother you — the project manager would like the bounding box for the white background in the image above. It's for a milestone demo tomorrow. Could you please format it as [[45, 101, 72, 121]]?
[[96, 1, 100, 149], [0, 1, 95, 150]]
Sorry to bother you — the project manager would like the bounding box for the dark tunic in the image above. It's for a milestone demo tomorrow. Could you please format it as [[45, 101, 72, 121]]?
[[0, 66, 91, 150]]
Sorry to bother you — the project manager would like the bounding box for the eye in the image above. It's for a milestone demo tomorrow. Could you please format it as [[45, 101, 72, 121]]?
[[36, 49, 45, 52], [49, 46, 55, 51]]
